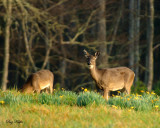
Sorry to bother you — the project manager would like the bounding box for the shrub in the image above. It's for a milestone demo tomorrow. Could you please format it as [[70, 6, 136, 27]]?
[[77, 91, 106, 106], [153, 81, 160, 95], [131, 80, 147, 94]]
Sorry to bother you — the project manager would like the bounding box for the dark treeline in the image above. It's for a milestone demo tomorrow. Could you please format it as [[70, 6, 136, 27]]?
[[0, 0, 160, 93]]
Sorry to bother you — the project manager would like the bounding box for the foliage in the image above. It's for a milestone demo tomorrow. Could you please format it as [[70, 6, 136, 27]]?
[[0, 90, 160, 128], [153, 81, 160, 95], [77, 91, 106, 106], [0, 90, 159, 112], [107, 92, 160, 111], [131, 80, 147, 94]]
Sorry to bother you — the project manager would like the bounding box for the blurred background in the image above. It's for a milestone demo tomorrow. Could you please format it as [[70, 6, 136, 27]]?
[[0, 0, 159, 94]]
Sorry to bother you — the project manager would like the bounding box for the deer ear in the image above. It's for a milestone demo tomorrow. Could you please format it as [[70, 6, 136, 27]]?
[[83, 49, 89, 58], [95, 51, 100, 57]]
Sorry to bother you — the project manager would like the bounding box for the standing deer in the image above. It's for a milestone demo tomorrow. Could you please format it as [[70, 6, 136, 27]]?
[[21, 70, 54, 93], [83, 49, 135, 100]]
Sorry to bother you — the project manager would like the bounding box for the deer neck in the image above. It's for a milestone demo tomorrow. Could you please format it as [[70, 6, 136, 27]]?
[[89, 64, 100, 82]]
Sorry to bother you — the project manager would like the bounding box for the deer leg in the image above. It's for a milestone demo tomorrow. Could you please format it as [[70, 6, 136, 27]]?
[[50, 84, 53, 94], [124, 73, 134, 95], [104, 89, 109, 101], [125, 87, 131, 94], [45, 88, 49, 93], [32, 80, 41, 93]]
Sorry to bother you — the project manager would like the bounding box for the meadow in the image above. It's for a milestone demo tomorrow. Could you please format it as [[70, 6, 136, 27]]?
[[0, 89, 160, 128]]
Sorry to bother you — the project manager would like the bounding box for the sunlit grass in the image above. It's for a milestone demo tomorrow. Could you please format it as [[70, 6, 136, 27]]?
[[0, 89, 160, 127], [108, 91, 160, 111], [0, 89, 159, 111]]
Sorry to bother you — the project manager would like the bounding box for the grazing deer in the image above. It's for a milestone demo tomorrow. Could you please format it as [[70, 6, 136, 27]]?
[[83, 49, 135, 100], [21, 70, 54, 93]]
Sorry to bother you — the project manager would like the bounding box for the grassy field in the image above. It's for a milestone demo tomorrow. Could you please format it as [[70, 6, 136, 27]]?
[[0, 89, 160, 128]]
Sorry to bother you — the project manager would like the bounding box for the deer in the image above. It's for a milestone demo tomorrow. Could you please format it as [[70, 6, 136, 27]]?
[[21, 69, 54, 93], [83, 49, 135, 100]]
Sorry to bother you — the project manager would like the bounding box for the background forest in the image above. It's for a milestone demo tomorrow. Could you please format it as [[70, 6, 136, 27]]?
[[0, 0, 159, 94]]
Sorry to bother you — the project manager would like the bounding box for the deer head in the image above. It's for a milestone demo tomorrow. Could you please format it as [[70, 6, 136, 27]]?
[[83, 49, 100, 68]]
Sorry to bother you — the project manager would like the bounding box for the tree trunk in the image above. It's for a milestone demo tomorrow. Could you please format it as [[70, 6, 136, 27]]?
[[147, 0, 154, 91], [134, 0, 140, 83], [1, 0, 12, 91], [59, 4, 66, 88], [97, 0, 107, 67], [22, 18, 37, 72], [129, 0, 135, 71]]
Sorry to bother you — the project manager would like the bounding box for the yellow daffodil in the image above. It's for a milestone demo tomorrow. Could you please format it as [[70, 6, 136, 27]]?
[[117, 91, 121, 93], [128, 109, 131, 112], [146, 91, 149, 94], [154, 105, 159, 108], [151, 100, 154, 103], [151, 92, 155, 95], [84, 88, 88, 92], [0, 101, 5, 104], [112, 105, 118, 109], [60, 96, 63, 98], [134, 97, 139, 100]]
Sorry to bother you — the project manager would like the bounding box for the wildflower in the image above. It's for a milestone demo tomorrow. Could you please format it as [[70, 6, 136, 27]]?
[[154, 105, 159, 108], [112, 94, 115, 97], [60, 96, 63, 98], [54, 89, 56, 91], [128, 109, 131, 112], [140, 90, 144, 93], [151, 100, 154, 103], [146, 91, 149, 94], [151, 92, 155, 95], [62, 88, 65, 91], [0, 101, 5, 104], [130, 106, 134, 109], [134, 97, 139, 100], [127, 98, 130, 101], [84, 88, 88, 92], [117, 91, 121, 93], [81, 87, 84, 90], [112, 105, 118, 109]]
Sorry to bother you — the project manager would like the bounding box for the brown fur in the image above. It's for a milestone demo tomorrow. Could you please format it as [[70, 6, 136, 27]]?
[[84, 50, 135, 100], [21, 70, 54, 93]]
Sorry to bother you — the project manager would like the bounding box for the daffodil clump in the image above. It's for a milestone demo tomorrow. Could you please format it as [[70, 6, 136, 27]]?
[[77, 91, 106, 106], [0, 89, 159, 111], [108, 90, 160, 111]]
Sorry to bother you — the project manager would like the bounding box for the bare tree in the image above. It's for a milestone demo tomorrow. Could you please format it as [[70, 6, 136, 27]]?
[[1, 0, 12, 90], [129, 0, 135, 71], [134, 0, 140, 83], [146, 0, 154, 91], [97, 0, 107, 67]]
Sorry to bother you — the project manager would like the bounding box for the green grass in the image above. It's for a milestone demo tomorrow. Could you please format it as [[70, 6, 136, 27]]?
[[0, 89, 160, 128]]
